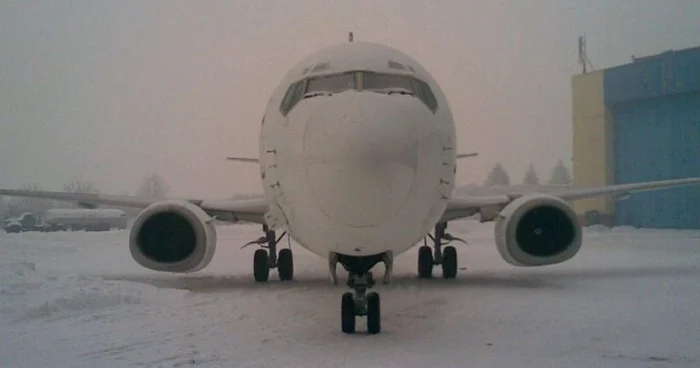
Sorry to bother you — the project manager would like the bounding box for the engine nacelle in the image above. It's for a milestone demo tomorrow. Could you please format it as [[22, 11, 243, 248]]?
[[129, 200, 217, 273], [494, 194, 582, 267]]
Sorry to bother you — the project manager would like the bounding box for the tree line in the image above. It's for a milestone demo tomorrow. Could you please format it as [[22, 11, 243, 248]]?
[[484, 159, 572, 187]]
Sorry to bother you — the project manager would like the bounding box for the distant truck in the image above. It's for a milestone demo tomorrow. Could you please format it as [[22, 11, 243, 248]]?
[[3, 209, 128, 233], [43, 209, 128, 231], [3, 212, 43, 233]]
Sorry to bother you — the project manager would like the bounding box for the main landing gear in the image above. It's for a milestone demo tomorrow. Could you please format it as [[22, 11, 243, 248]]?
[[330, 252, 393, 334], [418, 222, 466, 279], [242, 225, 294, 282]]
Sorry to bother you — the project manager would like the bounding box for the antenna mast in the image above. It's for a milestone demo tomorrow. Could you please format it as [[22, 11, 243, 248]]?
[[578, 35, 595, 73]]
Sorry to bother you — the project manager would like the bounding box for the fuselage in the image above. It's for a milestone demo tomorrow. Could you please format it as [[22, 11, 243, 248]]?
[[258, 42, 457, 259]]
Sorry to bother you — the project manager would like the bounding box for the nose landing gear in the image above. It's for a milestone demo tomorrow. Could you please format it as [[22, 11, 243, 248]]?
[[332, 252, 392, 334], [342, 272, 380, 334], [418, 222, 466, 279], [243, 225, 294, 282]]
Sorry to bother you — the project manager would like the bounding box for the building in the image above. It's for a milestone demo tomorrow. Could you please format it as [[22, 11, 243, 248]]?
[[572, 46, 700, 229]]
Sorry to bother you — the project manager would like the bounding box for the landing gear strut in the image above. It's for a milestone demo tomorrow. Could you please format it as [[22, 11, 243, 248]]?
[[332, 253, 392, 334], [243, 225, 293, 282], [417, 222, 466, 279]]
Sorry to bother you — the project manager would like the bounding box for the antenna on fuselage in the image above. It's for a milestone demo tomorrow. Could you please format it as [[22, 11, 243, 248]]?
[[348, 32, 354, 42]]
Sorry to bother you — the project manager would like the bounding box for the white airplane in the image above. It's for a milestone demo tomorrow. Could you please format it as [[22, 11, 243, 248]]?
[[3, 40, 700, 335]]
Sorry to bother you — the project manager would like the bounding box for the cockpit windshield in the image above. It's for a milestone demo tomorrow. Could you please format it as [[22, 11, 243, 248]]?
[[280, 70, 438, 116], [362, 72, 414, 94], [305, 72, 356, 94], [361, 72, 437, 111]]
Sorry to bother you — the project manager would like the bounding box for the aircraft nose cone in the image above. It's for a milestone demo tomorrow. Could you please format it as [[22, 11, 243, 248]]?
[[303, 93, 419, 227]]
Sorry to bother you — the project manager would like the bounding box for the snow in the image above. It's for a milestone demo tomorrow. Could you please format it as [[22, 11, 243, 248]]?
[[2, 221, 700, 368]]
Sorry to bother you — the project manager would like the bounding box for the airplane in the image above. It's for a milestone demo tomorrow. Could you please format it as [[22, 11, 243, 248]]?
[[2, 39, 700, 335]]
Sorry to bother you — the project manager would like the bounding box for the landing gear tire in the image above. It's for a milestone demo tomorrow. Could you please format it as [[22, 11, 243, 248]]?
[[278, 248, 294, 281], [341, 292, 356, 334], [253, 249, 270, 282], [366, 292, 381, 334], [441, 245, 457, 279], [418, 245, 434, 279]]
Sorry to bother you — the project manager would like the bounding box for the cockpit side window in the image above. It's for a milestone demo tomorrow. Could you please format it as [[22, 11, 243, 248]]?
[[279, 80, 307, 116], [305, 72, 356, 94], [412, 78, 438, 112]]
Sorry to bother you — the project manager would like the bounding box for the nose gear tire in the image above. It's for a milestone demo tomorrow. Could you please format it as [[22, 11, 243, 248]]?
[[341, 292, 356, 333], [366, 292, 381, 334]]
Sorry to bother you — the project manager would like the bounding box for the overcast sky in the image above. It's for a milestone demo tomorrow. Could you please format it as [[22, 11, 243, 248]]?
[[1, 1, 698, 198]]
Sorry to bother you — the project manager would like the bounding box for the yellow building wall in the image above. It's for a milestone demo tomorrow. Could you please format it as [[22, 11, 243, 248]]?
[[571, 71, 615, 224]]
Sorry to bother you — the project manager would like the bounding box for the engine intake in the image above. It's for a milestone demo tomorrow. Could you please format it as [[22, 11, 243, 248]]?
[[129, 200, 217, 273], [494, 194, 582, 266]]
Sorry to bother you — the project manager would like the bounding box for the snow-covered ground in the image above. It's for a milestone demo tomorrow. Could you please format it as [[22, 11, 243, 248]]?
[[2, 221, 700, 368]]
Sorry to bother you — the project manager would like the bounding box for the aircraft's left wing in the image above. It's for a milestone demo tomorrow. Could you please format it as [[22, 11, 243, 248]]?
[[441, 177, 700, 223], [0, 189, 269, 224]]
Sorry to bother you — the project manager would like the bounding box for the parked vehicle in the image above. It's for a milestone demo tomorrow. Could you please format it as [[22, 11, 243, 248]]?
[[43, 209, 128, 231], [3, 212, 42, 233], [3, 209, 128, 233]]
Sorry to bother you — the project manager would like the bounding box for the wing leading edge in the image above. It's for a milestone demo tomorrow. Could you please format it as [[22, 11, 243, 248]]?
[[442, 177, 700, 223], [225, 157, 259, 163], [456, 152, 478, 159], [0, 189, 269, 224]]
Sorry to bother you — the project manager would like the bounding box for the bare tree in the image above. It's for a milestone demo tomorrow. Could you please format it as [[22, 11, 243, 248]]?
[[548, 159, 572, 185], [63, 176, 99, 194], [137, 173, 170, 199], [522, 164, 540, 185], [484, 163, 510, 186]]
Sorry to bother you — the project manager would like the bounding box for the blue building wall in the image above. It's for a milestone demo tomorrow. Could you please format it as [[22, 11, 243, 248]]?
[[604, 46, 700, 105], [605, 46, 700, 229], [613, 93, 700, 228]]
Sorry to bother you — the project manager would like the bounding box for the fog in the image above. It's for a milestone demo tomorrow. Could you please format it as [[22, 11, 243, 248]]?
[[1, 1, 698, 198]]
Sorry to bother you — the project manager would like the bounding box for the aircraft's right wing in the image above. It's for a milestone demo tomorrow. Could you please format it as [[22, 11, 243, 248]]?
[[0, 189, 269, 224], [456, 152, 478, 159], [441, 177, 700, 223], [226, 157, 259, 163]]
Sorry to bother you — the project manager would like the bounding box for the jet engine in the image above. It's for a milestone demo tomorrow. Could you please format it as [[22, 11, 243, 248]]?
[[494, 194, 582, 266], [129, 200, 217, 273]]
